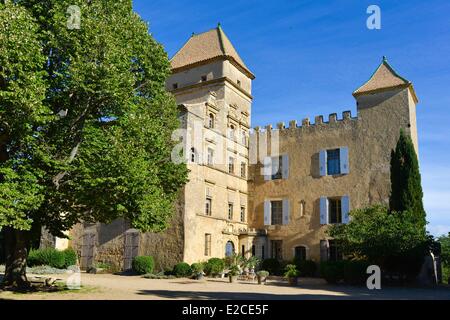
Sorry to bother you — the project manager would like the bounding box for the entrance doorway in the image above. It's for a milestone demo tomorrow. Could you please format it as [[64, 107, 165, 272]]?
[[225, 241, 235, 257]]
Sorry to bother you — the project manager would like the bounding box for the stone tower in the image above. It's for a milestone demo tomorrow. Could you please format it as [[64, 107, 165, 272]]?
[[167, 25, 255, 263]]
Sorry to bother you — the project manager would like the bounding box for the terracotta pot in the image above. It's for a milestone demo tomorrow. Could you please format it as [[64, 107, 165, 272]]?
[[257, 275, 266, 284], [288, 277, 298, 286], [229, 275, 238, 283]]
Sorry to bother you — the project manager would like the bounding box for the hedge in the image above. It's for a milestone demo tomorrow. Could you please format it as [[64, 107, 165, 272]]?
[[204, 258, 225, 276], [132, 256, 155, 275], [27, 248, 66, 269], [173, 262, 192, 277], [261, 258, 282, 276]]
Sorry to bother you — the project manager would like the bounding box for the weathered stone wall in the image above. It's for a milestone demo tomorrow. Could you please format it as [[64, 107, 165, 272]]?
[[68, 191, 185, 271], [248, 87, 418, 262]]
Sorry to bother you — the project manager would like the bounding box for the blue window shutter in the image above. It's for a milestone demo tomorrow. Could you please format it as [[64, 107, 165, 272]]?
[[263, 157, 272, 181], [341, 195, 350, 224], [264, 200, 271, 225], [282, 154, 289, 179], [319, 150, 327, 176], [282, 198, 290, 225], [340, 147, 349, 174], [320, 196, 329, 225]]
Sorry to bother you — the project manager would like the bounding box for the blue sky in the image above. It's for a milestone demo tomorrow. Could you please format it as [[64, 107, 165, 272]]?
[[133, 0, 450, 237]]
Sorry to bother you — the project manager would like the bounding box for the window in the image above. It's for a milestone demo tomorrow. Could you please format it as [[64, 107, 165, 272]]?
[[261, 245, 265, 259], [329, 198, 342, 224], [294, 246, 307, 261], [271, 200, 283, 225], [190, 148, 197, 163], [172, 83, 178, 89], [205, 234, 211, 256], [241, 245, 245, 257], [271, 156, 283, 180], [327, 149, 341, 175], [237, 80, 241, 87], [229, 125, 235, 140], [329, 240, 343, 261], [241, 131, 247, 145], [240, 206, 245, 222], [201, 75, 207, 82], [205, 197, 212, 216], [207, 148, 214, 166], [271, 240, 283, 260], [228, 157, 235, 174], [240, 162, 246, 178], [299, 201, 305, 217], [228, 203, 234, 220], [251, 245, 256, 257], [208, 113, 215, 129]]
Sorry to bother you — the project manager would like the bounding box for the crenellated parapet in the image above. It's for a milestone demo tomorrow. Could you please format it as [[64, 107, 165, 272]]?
[[252, 110, 358, 134]]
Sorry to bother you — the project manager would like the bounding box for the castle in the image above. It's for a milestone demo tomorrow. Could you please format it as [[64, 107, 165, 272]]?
[[53, 25, 420, 270]]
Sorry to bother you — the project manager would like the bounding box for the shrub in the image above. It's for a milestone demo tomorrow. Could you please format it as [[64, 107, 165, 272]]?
[[173, 262, 192, 277], [27, 265, 67, 274], [228, 264, 240, 276], [132, 256, 154, 275], [27, 248, 66, 269], [204, 258, 225, 276], [319, 261, 346, 284], [62, 248, 78, 267], [191, 262, 204, 273], [294, 259, 317, 277], [343, 260, 371, 285], [284, 264, 300, 278], [256, 270, 269, 277], [261, 258, 281, 276]]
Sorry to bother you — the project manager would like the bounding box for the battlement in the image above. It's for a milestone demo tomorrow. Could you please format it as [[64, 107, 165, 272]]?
[[252, 110, 357, 133]]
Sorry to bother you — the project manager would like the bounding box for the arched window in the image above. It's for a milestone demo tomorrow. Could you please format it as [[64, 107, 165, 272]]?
[[208, 113, 215, 129], [294, 246, 307, 261], [190, 147, 197, 163], [225, 241, 235, 257]]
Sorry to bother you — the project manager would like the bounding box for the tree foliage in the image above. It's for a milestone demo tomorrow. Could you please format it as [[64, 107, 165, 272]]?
[[0, 0, 188, 287], [328, 205, 427, 265], [389, 129, 426, 228], [438, 233, 450, 266]]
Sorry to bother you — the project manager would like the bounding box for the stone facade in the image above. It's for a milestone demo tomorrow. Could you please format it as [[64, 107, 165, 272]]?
[[56, 26, 420, 271]]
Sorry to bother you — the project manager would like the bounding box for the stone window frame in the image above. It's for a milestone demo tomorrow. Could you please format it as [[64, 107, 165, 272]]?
[[228, 202, 234, 221]]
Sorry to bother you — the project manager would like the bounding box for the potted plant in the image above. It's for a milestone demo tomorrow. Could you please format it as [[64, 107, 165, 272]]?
[[228, 264, 240, 283], [256, 270, 269, 284], [284, 264, 300, 285]]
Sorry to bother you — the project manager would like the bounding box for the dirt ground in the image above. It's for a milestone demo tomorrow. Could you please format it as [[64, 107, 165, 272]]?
[[1, 272, 450, 300]]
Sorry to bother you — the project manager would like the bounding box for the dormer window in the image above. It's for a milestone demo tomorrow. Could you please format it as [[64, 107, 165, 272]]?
[[172, 83, 178, 89], [201, 75, 207, 82]]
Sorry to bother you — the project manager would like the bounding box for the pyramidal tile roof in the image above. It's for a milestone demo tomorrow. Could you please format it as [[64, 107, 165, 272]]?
[[353, 57, 418, 102], [170, 24, 254, 79]]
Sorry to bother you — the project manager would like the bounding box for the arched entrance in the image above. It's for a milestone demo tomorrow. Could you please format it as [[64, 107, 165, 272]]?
[[225, 241, 235, 257]]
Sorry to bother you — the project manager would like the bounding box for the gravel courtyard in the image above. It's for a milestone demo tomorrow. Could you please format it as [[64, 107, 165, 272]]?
[[1, 273, 450, 300]]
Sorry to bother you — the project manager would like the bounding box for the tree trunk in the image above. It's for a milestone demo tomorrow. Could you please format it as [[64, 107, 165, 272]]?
[[2, 227, 31, 289]]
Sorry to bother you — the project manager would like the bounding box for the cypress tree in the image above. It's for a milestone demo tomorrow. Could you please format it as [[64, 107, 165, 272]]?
[[389, 129, 426, 228]]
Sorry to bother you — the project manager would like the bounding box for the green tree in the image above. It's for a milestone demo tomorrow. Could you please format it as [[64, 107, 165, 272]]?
[[389, 129, 426, 228], [0, 0, 187, 288], [438, 233, 450, 282], [438, 233, 450, 266], [328, 205, 426, 264]]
